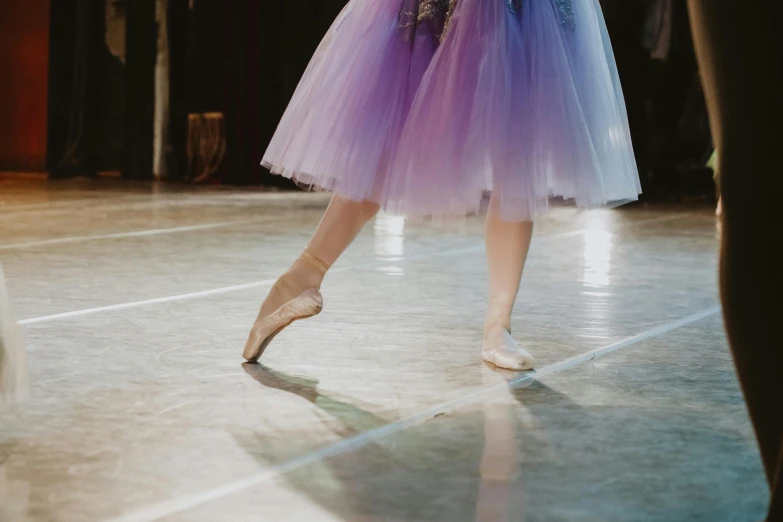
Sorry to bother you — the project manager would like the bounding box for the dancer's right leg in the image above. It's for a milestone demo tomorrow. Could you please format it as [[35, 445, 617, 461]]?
[[245, 195, 380, 361], [257, 195, 380, 319]]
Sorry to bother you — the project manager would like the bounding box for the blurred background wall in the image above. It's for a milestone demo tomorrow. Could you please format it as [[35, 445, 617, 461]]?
[[0, 0, 51, 172]]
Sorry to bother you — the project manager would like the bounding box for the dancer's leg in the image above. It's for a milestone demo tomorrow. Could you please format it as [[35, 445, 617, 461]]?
[[689, 1, 783, 518], [257, 195, 380, 320], [483, 196, 535, 370]]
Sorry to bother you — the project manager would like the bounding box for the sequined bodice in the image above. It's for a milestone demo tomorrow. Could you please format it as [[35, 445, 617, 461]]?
[[400, 0, 575, 42]]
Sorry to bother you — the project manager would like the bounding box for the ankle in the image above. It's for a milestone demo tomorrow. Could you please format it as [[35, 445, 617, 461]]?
[[484, 315, 511, 336], [285, 249, 331, 290], [485, 301, 513, 336], [485, 321, 510, 333], [301, 248, 332, 275], [283, 263, 324, 291]]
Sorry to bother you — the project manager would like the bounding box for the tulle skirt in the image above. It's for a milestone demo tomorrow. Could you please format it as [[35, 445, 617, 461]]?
[[262, 0, 641, 220]]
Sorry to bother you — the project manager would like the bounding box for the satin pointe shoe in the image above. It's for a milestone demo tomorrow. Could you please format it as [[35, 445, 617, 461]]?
[[482, 328, 535, 371], [243, 288, 323, 363]]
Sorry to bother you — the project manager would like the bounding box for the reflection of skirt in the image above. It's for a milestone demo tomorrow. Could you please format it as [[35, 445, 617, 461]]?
[[262, 0, 642, 220]]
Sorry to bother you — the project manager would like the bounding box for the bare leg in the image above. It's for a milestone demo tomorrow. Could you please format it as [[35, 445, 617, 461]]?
[[483, 196, 535, 370], [256, 195, 380, 320]]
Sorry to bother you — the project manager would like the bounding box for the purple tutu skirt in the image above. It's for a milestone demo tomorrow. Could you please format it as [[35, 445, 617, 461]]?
[[262, 0, 641, 220]]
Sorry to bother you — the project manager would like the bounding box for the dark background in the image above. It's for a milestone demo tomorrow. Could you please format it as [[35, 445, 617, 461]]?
[[0, 0, 51, 172], [167, 0, 348, 185]]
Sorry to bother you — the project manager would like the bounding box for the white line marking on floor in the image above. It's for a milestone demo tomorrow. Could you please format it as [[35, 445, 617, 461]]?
[[0, 195, 160, 220], [0, 194, 138, 213], [17, 213, 692, 326], [17, 280, 276, 326], [105, 304, 721, 522], [0, 217, 277, 251], [0, 191, 333, 221]]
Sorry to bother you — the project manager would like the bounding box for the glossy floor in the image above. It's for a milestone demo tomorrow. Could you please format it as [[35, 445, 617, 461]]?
[[0, 178, 767, 521]]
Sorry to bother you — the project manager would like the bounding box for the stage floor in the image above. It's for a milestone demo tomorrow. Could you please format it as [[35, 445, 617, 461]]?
[[0, 178, 768, 521]]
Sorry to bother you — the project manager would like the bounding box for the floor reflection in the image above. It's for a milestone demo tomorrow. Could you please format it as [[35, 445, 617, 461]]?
[[0, 460, 30, 522], [582, 229, 614, 289], [236, 362, 529, 521], [241, 363, 388, 435], [374, 213, 406, 276], [580, 217, 615, 342], [476, 365, 524, 522]]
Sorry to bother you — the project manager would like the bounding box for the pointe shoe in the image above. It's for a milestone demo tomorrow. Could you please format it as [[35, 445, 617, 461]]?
[[243, 288, 323, 363], [482, 329, 535, 371]]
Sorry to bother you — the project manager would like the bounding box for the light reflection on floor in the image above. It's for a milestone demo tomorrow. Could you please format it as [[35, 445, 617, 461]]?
[[374, 213, 406, 276]]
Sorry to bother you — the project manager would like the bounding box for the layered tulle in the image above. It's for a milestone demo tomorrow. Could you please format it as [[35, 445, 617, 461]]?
[[262, 0, 641, 220]]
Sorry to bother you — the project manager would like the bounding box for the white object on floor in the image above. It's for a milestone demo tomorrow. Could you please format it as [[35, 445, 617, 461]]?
[[0, 264, 28, 406]]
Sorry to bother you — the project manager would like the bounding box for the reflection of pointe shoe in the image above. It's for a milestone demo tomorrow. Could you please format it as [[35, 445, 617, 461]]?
[[243, 289, 323, 363], [482, 329, 535, 371]]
